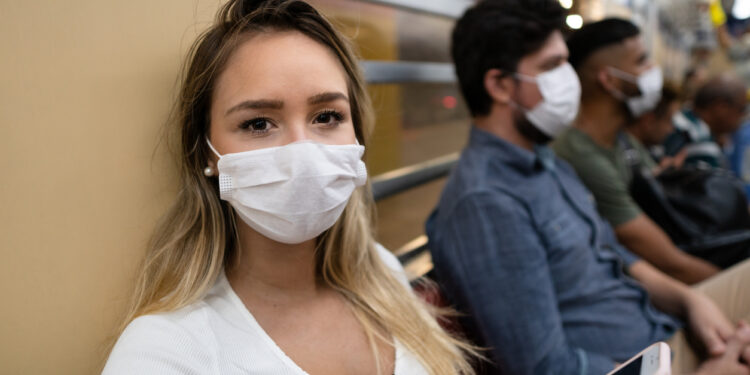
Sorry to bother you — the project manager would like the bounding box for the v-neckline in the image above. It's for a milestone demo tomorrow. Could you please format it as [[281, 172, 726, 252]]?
[[218, 271, 401, 375]]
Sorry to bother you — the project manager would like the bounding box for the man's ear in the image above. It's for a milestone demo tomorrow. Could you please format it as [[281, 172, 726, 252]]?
[[596, 68, 617, 93], [484, 68, 515, 105]]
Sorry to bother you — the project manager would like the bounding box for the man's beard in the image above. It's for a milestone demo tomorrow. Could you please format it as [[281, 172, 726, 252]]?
[[621, 100, 637, 123], [512, 106, 552, 145], [611, 80, 639, 123]]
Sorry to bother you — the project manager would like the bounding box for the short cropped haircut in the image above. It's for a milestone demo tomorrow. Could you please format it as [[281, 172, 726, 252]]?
[[567, 18, 640, 69], [694, 77, 747, 110], [451, 0, 566, 117]]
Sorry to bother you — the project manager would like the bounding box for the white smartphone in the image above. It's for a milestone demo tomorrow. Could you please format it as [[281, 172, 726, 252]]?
[[606, 342, 671, 375]]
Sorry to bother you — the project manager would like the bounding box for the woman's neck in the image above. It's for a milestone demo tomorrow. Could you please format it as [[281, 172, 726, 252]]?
[[227, 221, 322, 303]]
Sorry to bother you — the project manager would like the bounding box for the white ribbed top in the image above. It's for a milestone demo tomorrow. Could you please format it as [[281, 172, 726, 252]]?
[[103, 245, 429, 374]]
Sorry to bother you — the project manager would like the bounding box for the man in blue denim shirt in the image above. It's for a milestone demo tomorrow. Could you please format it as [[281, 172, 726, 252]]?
[[430, 126, 682, 374], [427, 1, 750, 374]]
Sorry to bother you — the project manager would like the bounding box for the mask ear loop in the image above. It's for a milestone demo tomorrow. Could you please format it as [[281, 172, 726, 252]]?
[[508, 74, 536, 112], [607, 66, 639, 83], [513, 73, 538, 84], [202, 138, 222, 178], [206, 137, 222, 158], [204, 138, 234, 197], [603, 67, 632, 101]]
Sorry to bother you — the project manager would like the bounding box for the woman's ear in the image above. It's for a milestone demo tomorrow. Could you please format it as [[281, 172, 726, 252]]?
[[483, 68, 514, 105]]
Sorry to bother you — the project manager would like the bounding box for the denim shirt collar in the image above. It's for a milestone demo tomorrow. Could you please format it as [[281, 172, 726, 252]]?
[[469, 126, 556, 172]]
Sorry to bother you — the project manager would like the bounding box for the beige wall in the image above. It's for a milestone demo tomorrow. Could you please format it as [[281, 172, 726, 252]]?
[[0, 1, 222, 373]]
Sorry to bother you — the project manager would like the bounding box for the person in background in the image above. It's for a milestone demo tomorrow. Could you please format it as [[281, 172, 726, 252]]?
[[427, 1, 750, 374], [102, 1, 477, 374], [553, 19, 719, 284], [627, 82, 685, 167], [727, 103, 750, 200], [664, 74, 748, 168], [682, 65, 711, 104]]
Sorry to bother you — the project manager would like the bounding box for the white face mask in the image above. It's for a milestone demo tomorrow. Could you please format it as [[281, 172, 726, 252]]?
[[207, 139, 367, 244], [608, 66, 663, 117], [514, 62, 582, 137]]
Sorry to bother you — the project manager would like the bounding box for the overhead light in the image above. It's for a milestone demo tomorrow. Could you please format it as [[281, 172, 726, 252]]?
[[559, 0, 573, 9], [566, 14, 583, 29], [733, 0, 750, 19]]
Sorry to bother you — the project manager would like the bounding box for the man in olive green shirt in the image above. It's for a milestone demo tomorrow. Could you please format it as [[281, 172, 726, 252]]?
[[554, 129, 654, 226], [553, 19, 719, 284]]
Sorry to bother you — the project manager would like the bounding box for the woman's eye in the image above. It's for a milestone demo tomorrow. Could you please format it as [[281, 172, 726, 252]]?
[[240, 118, 273, 134], [314, 110, 344, 126]]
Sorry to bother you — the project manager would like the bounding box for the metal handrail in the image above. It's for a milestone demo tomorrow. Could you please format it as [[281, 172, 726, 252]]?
[[358, 0, 472, 19], [361, 61, 456, 84], [353, 0, 465, 277], [371, 154, 459, 280], [394, 235, 428, 261], [371, 152, 459, 201]]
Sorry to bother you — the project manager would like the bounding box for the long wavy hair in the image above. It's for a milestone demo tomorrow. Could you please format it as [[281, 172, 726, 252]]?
[[111, 0, 477, 373]]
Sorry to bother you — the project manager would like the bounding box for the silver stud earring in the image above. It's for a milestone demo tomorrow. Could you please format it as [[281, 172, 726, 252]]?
[[203, 166, 214, 177]]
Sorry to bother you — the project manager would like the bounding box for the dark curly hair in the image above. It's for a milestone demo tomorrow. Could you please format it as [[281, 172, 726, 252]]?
[[451, 0, 566, 117]]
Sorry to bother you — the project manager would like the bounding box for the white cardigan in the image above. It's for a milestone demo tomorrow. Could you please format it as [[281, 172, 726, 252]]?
[[103, 245, 429, 374]]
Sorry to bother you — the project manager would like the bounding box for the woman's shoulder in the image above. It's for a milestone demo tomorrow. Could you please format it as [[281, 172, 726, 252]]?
[[374, 243, 410, 288], [103, 274, 297, 374], [103, 303, 218, 374]]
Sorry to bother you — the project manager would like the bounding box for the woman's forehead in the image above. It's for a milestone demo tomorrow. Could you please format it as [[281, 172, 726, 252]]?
[[214, 31, 349, 105]]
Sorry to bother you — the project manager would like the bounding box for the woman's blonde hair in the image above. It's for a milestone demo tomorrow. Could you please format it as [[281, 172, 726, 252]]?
[[112, 0, 478, 373]]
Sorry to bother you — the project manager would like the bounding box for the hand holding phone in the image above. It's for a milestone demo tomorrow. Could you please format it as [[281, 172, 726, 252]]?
[[607, 342, 670, 375]]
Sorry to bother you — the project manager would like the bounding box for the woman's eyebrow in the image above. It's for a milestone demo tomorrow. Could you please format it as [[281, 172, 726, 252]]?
[[308, 92, 349, 105], [225, 99, 284, 116]]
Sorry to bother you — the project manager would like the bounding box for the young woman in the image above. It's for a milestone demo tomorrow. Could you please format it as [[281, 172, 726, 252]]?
[[103, 0, 475, 374]]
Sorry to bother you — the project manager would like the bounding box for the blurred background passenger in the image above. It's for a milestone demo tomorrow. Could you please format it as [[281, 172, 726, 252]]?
[[682, 65, 711, 105], [665, 74, 748, 168], [554, 18, 720, 284], [102, 1, 477, 374], [727, 94, 750, 200], [627, 83, 684, 166]]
